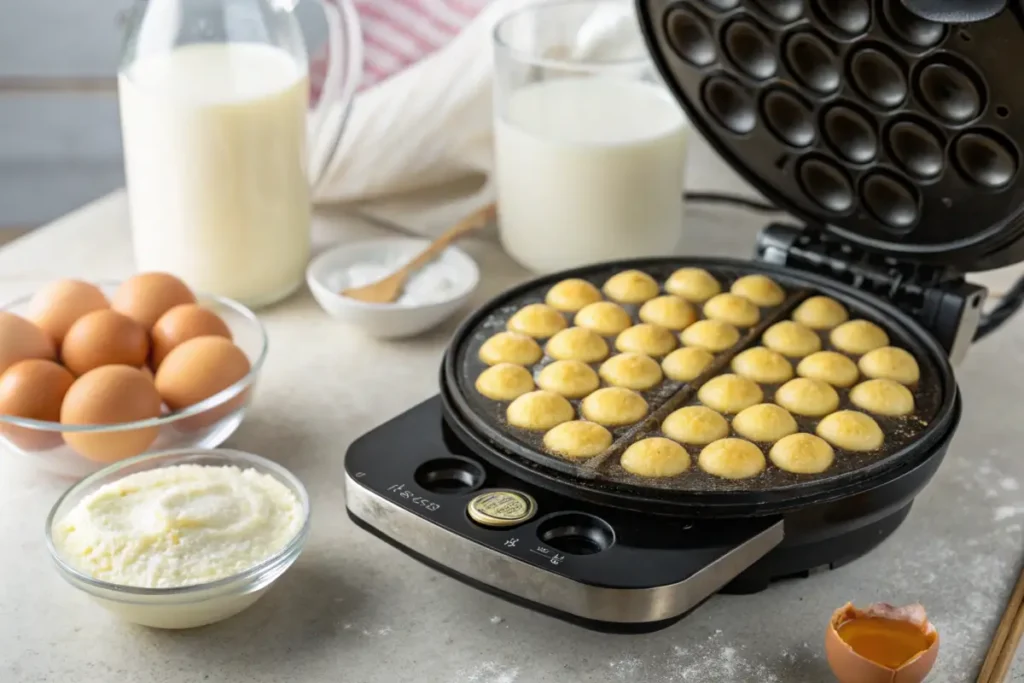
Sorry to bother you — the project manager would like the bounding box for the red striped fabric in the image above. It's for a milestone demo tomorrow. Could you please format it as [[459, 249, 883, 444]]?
[[310, 0, 488, 98]]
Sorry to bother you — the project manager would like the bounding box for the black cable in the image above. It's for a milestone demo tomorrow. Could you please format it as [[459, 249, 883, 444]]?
[[683, 191, 781, 213], [679, 189, 1024, 342], [975, 272, 1024, 341]]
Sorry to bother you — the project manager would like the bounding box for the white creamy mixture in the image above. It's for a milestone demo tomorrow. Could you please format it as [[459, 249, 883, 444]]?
[[341, 258, 460, 305], [120, 43, 311, 308], [52, 465, 303, 588], [495, 77, 689, 273]]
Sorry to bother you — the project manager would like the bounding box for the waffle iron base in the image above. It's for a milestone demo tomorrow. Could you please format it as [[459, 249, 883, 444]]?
[[344, 395, 958, 633]]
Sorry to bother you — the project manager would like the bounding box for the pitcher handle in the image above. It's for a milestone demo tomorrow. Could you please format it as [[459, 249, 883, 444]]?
[[307, 0, 364, 189]]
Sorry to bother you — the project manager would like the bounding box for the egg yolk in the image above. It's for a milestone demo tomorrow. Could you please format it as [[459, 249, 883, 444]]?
[[836, 617, 931, 669]]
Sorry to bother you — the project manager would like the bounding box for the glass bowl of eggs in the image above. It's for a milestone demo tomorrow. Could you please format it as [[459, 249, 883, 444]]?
[[0, 274, 268, 478]]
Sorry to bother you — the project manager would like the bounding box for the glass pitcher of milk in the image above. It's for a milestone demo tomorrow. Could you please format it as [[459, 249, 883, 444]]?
[[118, 0, 361, 308]]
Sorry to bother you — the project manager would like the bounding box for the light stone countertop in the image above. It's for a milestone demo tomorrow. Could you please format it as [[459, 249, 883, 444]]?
[[2, 139, 1024, 683]]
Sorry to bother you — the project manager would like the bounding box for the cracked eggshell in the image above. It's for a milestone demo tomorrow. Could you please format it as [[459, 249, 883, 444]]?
[[825, 602, 939, 683]]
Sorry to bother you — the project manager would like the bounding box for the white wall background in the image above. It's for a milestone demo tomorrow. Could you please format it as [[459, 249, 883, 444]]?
[[0, 0, 329, 230]]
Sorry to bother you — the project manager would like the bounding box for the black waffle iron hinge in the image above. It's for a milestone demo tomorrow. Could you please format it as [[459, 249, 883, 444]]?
[[756, 223, 986, 366]]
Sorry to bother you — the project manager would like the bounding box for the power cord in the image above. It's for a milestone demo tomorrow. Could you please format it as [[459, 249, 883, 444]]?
[[684, 191, 781, 214], [974, 273, 1024, 342], [683, 190, 1024, 343]]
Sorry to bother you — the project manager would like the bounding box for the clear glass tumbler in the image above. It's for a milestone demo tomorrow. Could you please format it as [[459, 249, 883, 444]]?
[[493, 0, 690, 274]]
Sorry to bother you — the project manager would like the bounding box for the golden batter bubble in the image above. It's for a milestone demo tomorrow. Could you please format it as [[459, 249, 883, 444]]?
[[816, 410, 884, 452], [731, 274, 785, 307], [479, 331, 543, 366], [615, 323, 678, 357], [506, 390, 575, 431], [680, 319, 741, 352], [546, 327, 609, 363], [662, 347, 715, 382], [603, 270, 660, 304], [849, 378, 915, 417], [792, 295, 849, 329], [762, 320, 822, 358], [543, 420, 613, 459], [506, 303, 567, 339], [574, 301, 633, 337], [703, 293, 761, 328], [621, 437, 691, 478], [545, 278, 603, 313], [830, 319, 890, 355], [665, 267, 721, 302], [536, 360, 600, 399], [774, 377, 840, 417], [698, 373, 763, 414], [661, 405, 730, 445], [732, 404, 798, 443], [475, 363, 535, 401], [599, 352, 663, 391], [639, 295, 698, 331], [698, 438, 766, 480], [859, 346, 920, 385], [731, 347, 793, 384], [581, 387, 649, 426], [770, 433, 835, 474], [796, 351, 860, 388]]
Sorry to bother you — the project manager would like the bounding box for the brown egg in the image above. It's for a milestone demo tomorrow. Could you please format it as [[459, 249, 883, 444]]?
[[0, 360, 75, 450], [60, 365, 163, 462], [61, 309, 150, 376], [150, 304, 232, 369], [155, 336, 252, 430], [27, 279, 109, 344], [0, 311, 55, 376], [111, 272, 196, 329], [825, 602, 939, 683]]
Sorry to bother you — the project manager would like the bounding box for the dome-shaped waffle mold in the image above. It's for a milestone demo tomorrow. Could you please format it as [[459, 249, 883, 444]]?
[[822, 104, 877, 164], [798, 156, 853, 213], [752, 0, 801, 24], [703, 75, 757, 133], [813, 0, 871, 38], [723, 18, 777, 79], [880, 0, 946, 49], [762, 87, 815, 147], [666, 8, 717, 67], [886, 118, 945, 180], [784, 31, 840, 94], [861, 170, 920, 231], [700, 0, 740, 10], [915, 57, 984, 124], [849, 45, 908, 109], [954, 129, 1018, 189]]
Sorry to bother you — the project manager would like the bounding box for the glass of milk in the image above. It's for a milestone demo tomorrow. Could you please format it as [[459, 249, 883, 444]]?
[[118, 0, 361, 308], [493, 0, 690, 273]]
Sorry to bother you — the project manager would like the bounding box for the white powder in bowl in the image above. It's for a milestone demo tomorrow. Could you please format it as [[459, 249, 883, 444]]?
[[340, 257, 462, 306]]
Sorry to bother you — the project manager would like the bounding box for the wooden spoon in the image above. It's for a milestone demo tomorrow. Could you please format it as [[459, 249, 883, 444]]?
[[340, 203, 496, 304]]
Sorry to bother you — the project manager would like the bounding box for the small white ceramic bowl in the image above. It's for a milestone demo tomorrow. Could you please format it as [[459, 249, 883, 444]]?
[[306, 238, 479, 339]]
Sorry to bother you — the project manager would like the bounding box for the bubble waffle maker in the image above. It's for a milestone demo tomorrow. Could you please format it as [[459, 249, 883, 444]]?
[[345, 2, 1024, 633]]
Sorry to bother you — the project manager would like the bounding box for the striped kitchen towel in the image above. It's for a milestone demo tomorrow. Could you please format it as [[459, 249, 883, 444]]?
[[310, 0, 639, 237], [355, 0, 492, 88], [311, 0, 491, 97]]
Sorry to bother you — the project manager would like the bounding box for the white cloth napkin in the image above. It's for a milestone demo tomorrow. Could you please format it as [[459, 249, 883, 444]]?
[[311, 0, 645, 236]]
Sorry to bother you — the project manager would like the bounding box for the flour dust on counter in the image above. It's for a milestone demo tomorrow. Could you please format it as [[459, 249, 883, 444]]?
[[603, 629, 809, 682], [457, 661, 520, 683]]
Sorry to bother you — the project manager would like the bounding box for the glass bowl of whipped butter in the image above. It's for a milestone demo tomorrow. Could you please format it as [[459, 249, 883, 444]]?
[[45, 448, 309, 629]]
